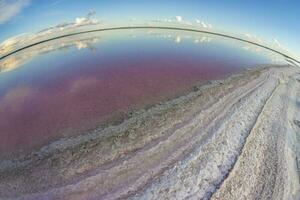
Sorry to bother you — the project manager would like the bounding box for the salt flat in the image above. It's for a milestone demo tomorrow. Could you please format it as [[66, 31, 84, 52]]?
[[1, 65, 299, 200]]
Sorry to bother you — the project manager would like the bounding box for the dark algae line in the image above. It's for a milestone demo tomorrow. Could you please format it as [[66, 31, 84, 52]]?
[[1, 26, 299, 64]]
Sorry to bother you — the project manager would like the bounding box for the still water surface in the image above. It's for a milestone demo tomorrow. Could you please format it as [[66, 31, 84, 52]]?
[[0, 28, 287, 156]]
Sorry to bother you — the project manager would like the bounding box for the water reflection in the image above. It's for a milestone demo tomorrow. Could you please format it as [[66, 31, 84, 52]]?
[[0, 29, 289, 156], [0, 35, 101, 73], [0, 28, 288, 74]]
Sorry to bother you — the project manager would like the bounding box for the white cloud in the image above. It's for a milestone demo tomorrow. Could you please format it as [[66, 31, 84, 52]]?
[[75, 17, 87, 24], [175, 16, 182, 22], [0, 0, 30, 24], [196, 19, 213, 29], [0, 33, 29, 54], [273, 38, 281, 47], [201, 22, 207, 28], [0, 12, 100, 56], [74, 17, 98, 27], [184, 21, 192, 25], [87, 10, 96, 18], [245, 33, 252, 38]]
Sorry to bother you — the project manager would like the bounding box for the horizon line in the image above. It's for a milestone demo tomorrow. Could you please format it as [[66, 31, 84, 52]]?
[[0, 26, 299, 65]]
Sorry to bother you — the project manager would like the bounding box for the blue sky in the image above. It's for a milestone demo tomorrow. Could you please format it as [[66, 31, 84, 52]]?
[[0, 0, 299, 57]]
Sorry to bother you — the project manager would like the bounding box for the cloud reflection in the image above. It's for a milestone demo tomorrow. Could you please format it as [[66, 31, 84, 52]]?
[[0, 12, 100, 56], [0, 35, 101, 73], [0, 27, 290, 74]]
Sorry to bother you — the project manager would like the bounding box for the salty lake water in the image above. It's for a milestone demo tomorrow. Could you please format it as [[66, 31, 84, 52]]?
[[0, 28, 287, 156]]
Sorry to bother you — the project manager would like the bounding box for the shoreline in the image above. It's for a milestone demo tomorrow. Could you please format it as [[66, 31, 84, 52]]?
[[0, 66, 262, 165], [0, 65, 299, 199], [0, 66, 241, 159]]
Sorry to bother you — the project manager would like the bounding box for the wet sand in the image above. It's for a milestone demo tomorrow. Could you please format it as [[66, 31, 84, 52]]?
[[0, 65, 299, 199]]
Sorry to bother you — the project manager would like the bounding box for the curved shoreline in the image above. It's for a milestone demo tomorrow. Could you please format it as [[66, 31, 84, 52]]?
[[1, 65, 299, 199], [1, 26, 299, 65]]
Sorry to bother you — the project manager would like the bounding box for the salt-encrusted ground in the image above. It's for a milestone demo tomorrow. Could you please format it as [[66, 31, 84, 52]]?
[[0, 65, 299, 200]]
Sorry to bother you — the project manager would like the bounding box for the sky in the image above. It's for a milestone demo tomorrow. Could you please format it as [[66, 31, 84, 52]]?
[[0, 0, 299, 59]]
